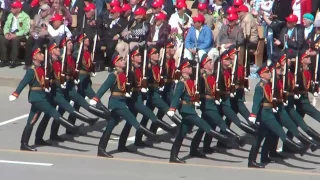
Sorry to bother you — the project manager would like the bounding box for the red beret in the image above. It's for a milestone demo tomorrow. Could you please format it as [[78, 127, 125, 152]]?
[[50, 13, 64, 22], [122, 4, 132, 12], [234, 0, 244, 6], [176, 1, 187, 9], [227, 6, 237, 14], [152, 1, 162, 8], [109, 0, 120, 7]]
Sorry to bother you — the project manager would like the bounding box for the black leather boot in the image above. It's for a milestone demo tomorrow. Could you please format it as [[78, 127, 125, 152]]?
[[170, 135, 186, 163], [137, 125, 162, 142], [88, 105, 111, 121], [156, 119, 177, 135], [72, 111, 99, 126], [297, 133, 319, 152], [248, 161, 265, 168], [169, 114, 182, 126], [225, 129, 246, 147], [56, 117, 83, 135], [207, 129, 230, 146], [20, 124, 37, 151], [97, 130, 113, 158], [306, 126, 320, 143], [239, 122, 257, 136], [283, 138, 308, 156]]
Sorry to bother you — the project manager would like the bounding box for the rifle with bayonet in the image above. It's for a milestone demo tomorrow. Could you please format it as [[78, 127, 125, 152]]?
[[141, 34, 149, 90], [74, 15, 86, 82], [60, 18, 67, 85], [159, 46, 166, 88], [125, 41, 132, 94], [44, 44, 50, 90], [310, 34, 320, 95], [293, 31, 300, 99], [90, 8, 98, 74], [174, 28, 186, 82], [215, 47, 222, 103], [194, 48, 200, 104], [243, 35, 250, 91], [271, 60, 278, 111]]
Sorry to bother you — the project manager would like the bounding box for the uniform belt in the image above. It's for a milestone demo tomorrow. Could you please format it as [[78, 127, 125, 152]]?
[[200, 95, 214, 99], [111, 92, 126, 96], [277, 99, 283, 103], [30, 87, 43, 91], [287, 92, 294, 96], [181, 100, 193, 105], [261, 103, 273, 107], [66, 75, 73, 80], [164, 79, 174, 83], [299, 91, 308, 94], [149, 83, 159, 88], [235, 85, 244, 89], [79, 70, 89, 75], [221, 91, 230, 95], [132, 87, 141, 91]]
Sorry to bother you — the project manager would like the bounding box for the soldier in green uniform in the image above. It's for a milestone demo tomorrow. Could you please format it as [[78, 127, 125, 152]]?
[[260, 58, 318, 164], [167, 59, 232, 164], [189, 53, 246, 157], [247, 62, 307, 168], [89, 52, 162, 158], [34, 40, 99, 144], [134, 46, 181, 146], [117, 46, 176, 152], [9, 44, 83, 151], [67, 33, 110, 134]]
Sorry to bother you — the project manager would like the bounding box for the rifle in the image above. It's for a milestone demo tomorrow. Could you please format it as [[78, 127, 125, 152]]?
[[310, 35, 320, 95], [271, 61, 278, 111], [159, 46, 166, 87], [243, 36, 250, 91], [293, 30, 300, 99], [230, 48, 238, 97], [44, 45, 50, 89], [282, 55, 289, 104], [125, 46, 132, 94], [174, 28, 186, 82], [60, 18, 67, 85], [141, 38, 148, 89], [194, 48, 200, 103], [215, 47, 222, 103], [74, 15, 86, 82], [90, 8, 98, 74]]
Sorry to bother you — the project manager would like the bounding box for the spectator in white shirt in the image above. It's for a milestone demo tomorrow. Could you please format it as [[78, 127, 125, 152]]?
[[47, 13, 72, 42]]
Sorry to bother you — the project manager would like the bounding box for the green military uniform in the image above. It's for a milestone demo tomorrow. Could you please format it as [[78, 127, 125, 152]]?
[[11, 45, 80, 151], [168, 59, 230, 163], [118, 47, 175, 150], [92, 53, 159, 158]]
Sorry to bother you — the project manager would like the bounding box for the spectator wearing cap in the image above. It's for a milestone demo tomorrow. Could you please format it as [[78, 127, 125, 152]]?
[[50, 0, 73, 26], [100, 5, 128, 68], [47, 13, 72, 42], [146, 0, 167, 25], [121, 3, 132, 20], [198, 3, 214, 30], [303, 13, 315, 40], [184, 14, 213, 60], [292, 0, 312, 24], [29, 0, 50, 20], [147, 12, 171, 48], [0, 0, 30, 68], [25, 3, 52, 68], [168, 1, 193, 46], [274, 14, 305, 59], [116, 7, 149, 57], [218, 13, 244, 51], [208, 0, 228, 23], [237, 4, 258, 46], [129, 0, 142, 21]]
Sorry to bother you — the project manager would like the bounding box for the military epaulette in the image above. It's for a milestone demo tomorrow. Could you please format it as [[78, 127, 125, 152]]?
[[30, 65, 35, 69], [259, 82, 264, 87]]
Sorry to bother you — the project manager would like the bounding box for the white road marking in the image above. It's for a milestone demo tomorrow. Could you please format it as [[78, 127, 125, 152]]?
[[0, 160, 53, 166], [112, 123, 177, 141], [0, 114, 29, 126]]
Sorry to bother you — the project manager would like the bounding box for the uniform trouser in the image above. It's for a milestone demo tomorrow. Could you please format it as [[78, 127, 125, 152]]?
[[35, 90, 76, 140], [248, 113, 287, 162], [100, 108, 143, 151], [225, 98, 250, 127], [118, 100, 159, 147], [172, 113, 212, 155], [135, 94, 171, 142], [286, 102, 320, 140], [0, 35, 26, 62], [191, 109, 227, 151]]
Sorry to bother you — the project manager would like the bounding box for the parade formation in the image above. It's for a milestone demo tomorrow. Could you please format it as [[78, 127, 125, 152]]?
[[2, 0, 320, 170]]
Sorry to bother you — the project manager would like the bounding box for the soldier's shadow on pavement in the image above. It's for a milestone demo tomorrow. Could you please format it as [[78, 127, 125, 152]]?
[[34, 141, 90, 152], [282, 153, 320, 165], [107, 147, 169, 160], [274, 159, 316, 170], [180, 154, 243, 163], [305, 152, 320, 158]]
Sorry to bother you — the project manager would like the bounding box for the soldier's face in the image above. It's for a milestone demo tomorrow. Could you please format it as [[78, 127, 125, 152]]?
[[302, 57, 311, 65], [182, 66, 192, 74], [166, 48, 175, 56], [262, 72, 271, 80], [53, 47, 61, 56], [35, 53, 45, 62], [84, 38, 90, 46], [276, 67, 282, 75], [222, 59, 231, 67], [116, 58, 126, 68], [133, 55, 142, 64], [151, 53, 159, 61], [67, 41, 73, 50], [204, 60, 213, 72]]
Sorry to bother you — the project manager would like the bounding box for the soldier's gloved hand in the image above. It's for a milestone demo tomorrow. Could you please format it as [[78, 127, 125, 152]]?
[[244, 87, 250, 92], [283, 102, 288, 106], [272, 108, 278, 113], [314, 92, 319, 97], [230, 93, 235, 98], [194, 102, 201, 107], [159, 86, 164, 91], [138, 41, 145, 47], [248, 116, 256, 124], [89, 99, 97, 106], [61, 82, 67, 89], [167, 110, 175, 117], [215, 99, 221, 105], [125, 92, 132, 98], [9, 95, 17, 102], [294, 94, 300, 99], [141, 88, 148, 93], [45, 87, 51, 93], [70, 100, 74, 106], [74, 79, 80, 85], [90, 72, 97, 77]]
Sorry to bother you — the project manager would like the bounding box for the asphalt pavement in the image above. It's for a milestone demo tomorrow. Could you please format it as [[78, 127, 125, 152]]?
[[0, 66, 320, 179]]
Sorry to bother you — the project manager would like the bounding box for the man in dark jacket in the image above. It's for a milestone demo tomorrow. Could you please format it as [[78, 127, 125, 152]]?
[[272, 0, 293, 22], [147, 12, 170, 48]]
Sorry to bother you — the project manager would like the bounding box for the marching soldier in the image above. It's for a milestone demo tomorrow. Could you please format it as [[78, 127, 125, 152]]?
[[118, 46, 176, 151], [9, 44, 83, 151], [247, 62, 307, 168], [190, 53, 246, 157], [134, 46, 181, 146], [166, 58, 232, 163], [89, 52, 162, 158]]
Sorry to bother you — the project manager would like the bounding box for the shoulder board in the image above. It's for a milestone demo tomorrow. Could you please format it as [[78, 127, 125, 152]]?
[[259, 81, 264, 87], [30, 65, 35, 69]]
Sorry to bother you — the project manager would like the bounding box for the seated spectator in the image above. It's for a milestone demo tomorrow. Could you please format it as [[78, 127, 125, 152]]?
[[50, 0, 72, 26], [303, 13, 315, 41], [198, 3, 214, 30], [218, 13, 244, 51], [29, 0, 50, 20], [237, 5, 258, 48], [25, 3, 51, 68], [147, 12, 171, 48], [47, 13, 72, 43], [184, 14, 213, 60], [0, 1, 30, 68], [146, 0, 167, 25]]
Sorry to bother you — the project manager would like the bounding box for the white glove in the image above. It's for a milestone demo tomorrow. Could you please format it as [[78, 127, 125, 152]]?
[[283, 102, 288, 106], [167, 110, 175, 117], [70, 100, 74, 106], [159, 86, 164, 91], [174, 80, 178, 84], [89, 99, 97, 106], [141, 88, 148, 93], [230, 93, 235, 98], [294, 94, 300, 99], [314, 92, 319, 97], [90, 72, 96, 77], [272, 108, 278, 113], [85, 96, 90, 101], [45, 87, 51, 93], [248, 117, 256, 124], [61, 82, 67, 89], [74, 79, 80, 85], [244, 87, 250, 92], [215, 99, 221, 105], [195, 102, 201, 107], [9, 95, 17, 102], [125, 92, 131, 97]]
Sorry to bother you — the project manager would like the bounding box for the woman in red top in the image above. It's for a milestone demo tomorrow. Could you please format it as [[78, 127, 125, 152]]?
[[292, 0, 312, 24]]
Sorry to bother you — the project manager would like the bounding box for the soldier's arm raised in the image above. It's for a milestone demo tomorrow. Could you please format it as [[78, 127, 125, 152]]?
[[12, 69, 35, 98], [169, 81, 185, 112]]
